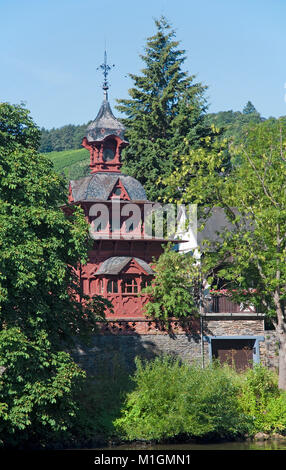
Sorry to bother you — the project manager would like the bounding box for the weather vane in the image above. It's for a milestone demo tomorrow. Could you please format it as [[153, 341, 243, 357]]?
[[97, 50, 115, 99]]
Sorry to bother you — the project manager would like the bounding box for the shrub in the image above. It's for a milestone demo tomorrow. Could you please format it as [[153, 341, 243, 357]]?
[[262, 393, 286, 434], [114, 356, 189, 441], [183, 363, 249, 439], [238, 365, 286, 435], [114, 356, 249, 441]]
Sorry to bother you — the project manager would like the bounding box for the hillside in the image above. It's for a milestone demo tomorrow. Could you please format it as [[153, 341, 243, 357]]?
[[41, 103, 270, 182], [44, 148, 90, 181]]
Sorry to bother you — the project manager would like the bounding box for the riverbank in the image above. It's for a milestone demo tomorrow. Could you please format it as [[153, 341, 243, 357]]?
[[102, 432, 286, 449], [61, 431, 286, 451]]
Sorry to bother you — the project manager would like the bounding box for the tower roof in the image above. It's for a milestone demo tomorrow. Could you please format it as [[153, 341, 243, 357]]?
[[85, 51, 127, 144], [86, 98, 126, 143]]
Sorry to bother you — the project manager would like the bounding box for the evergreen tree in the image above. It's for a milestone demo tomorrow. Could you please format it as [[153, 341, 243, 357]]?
[[39, 123, 89, 153], [243, 101, 257, 115], [116, 16, 211, 201]]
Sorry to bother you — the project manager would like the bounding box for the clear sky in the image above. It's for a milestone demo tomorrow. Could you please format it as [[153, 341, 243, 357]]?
[[1, 0, 286, 129]]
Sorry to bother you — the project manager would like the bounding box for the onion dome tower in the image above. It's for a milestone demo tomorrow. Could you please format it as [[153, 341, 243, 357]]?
[[69, 52, 147, 204], [82, 51, 127, 173], [82, 87, 128, 173]]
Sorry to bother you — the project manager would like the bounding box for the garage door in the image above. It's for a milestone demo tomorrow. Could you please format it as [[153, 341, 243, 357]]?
[[212, 338, 255, 371]]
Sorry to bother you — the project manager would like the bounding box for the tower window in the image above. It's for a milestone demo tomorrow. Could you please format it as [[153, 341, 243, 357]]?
[[103, 147, 115, 162], [114, 187, 122, 196]]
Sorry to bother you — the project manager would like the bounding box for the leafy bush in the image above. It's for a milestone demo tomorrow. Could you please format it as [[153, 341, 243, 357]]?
[[238, 365, 286, 435], [114, 356, 249, 441], [183, 363, 249, 439], [114, 356, 185, 440], [0, 328, 85, 447], [262, 393, 286, 434]]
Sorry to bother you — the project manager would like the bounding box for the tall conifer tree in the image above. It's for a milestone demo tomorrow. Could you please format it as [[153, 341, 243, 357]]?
[[116, 16, 211, 201]]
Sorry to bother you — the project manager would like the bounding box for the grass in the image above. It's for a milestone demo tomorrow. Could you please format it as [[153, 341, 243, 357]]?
[[42, 148, 90, 180]]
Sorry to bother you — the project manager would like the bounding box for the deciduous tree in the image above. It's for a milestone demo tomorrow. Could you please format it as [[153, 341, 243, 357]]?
[[0, 103, 108, 446], [142, 244, 200, 322], [163, 119, 286, 389]]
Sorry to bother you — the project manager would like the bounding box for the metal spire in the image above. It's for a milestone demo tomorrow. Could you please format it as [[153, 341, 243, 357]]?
[[97, 50, 115, 101]]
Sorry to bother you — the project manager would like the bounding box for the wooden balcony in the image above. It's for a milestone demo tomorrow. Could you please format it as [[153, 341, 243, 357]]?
[[206, 295, 256, 314]]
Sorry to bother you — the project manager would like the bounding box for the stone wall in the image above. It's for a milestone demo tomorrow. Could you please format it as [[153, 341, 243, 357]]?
[[73, 333, 203, 377], [72, 315, 280, 376], [263, 330, 279, 370]]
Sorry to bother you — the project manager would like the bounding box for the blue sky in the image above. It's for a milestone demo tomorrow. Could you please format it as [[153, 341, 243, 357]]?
[[1, 0, 286, 129]]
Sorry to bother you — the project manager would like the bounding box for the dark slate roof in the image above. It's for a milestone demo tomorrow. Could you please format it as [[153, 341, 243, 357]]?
[[197, 207, 239, 246], [70, 172, 147, 202], [86, 99, 127, 143], [95, 257, 154, 275]]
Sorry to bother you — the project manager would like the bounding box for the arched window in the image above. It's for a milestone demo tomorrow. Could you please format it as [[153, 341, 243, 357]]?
[[97, 279, 104, 294]]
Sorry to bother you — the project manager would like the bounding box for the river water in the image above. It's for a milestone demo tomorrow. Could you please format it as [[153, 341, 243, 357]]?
[[97, 439, 286, 451]]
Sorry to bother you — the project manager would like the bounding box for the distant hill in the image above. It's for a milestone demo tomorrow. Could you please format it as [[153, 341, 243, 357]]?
[[39, 123, 89, 153], [41, 103, 278, 182], [205, 109, 264, 144], [39, 103, 265, 155], [44, 148, 90, 181]]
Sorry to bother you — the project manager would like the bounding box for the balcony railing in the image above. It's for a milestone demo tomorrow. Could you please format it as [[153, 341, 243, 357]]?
[[206, 295, 256, 313]]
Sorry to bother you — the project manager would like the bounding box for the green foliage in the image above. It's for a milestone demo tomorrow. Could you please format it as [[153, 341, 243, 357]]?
[[239, 365, 279, 418], [204, 107, 263, 165], [46, 148, 90, 181], [163, 117, 286, 388], [0, 103, 110, 447], [238, 365, 286, 435], [114, 358, 286, 443], [261, 394, 286, 434], [39, 123, 88, 153], [0, 328, 85, 446], [114, 356, 249, 441], [116, 16, 212, 201], [114, 356, 190, 441], [142, 244, 199, 321], [0, 102, 41, 151]]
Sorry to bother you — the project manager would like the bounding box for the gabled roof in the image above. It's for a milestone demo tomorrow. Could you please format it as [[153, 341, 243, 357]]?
[[95, 256, 154, 276]]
